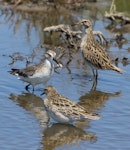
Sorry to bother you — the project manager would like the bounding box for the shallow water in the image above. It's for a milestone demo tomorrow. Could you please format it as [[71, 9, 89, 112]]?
[[0, 0, 130, 150]]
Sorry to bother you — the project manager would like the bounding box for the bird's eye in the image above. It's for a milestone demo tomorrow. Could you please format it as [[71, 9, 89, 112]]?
[[44, 89, 48, 92], [83, 20, 87, 23]]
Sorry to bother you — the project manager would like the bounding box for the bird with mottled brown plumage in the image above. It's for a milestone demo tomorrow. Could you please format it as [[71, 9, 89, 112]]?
[[76, 19, 123, 78], [42, 85, 100, 124]]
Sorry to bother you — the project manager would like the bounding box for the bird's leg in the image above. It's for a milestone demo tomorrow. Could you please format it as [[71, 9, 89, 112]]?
[[95, 69, 98, 80], [25, 83, 31, 91], [88, 68, 95, 81], [92, 69, 98, 79], [92, 78, 97, 90], [92, 76, 97, 90], [92, 68, 95, 77]]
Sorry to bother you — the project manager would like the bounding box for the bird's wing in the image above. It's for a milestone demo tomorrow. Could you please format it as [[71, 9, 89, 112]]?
[[44, 95, 100, 120], [52, 95, 86, 117], [83, 41, 113, 70], [10, 63, 42, 77]]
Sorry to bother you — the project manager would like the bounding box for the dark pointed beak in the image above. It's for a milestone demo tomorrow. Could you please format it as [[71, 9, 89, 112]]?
[[53, 58, 63, 68], [41, 88, 47, 96]]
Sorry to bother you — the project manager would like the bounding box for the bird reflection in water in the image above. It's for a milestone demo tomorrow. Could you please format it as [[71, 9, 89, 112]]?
[[9, 92, 49, 127], [79, 89, 121, 112], [74, 88, 121, 128], [9, 92, 97, 150], [42, 123, 96, 150]]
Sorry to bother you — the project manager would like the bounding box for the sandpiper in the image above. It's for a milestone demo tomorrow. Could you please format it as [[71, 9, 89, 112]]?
[[76, 19, 123, 78], [9, 50, 62, 91], [42, 85, 100, 124]]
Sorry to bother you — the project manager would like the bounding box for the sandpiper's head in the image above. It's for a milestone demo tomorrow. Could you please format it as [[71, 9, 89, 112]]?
[[76, 19, 92, 28], [45, 50, 63, 68], [45, 50, 56, 59], [42, 85, 57, 96]]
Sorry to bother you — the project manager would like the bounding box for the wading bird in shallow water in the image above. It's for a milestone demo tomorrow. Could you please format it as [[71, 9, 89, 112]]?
[[42, 85, 100, 124], [9, 50, 62, 91], [76, 19, 123, 79]]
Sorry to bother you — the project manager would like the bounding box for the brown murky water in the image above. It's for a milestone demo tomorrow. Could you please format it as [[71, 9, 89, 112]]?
[[0, 0, 130, 149]]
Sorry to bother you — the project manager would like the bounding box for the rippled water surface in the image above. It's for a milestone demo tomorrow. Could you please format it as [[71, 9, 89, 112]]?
[[0, 0, 130, 150]]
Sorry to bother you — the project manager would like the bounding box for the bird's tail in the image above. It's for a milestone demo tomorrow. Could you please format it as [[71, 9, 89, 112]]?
[[112, 65, 124, 73], [8, 69, 19, 75]]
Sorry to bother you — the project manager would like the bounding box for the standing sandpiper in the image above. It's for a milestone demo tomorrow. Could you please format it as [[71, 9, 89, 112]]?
[[42, 85, 100, 124], [76, 19, 123, 78], [9, 50, 62, 91]]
